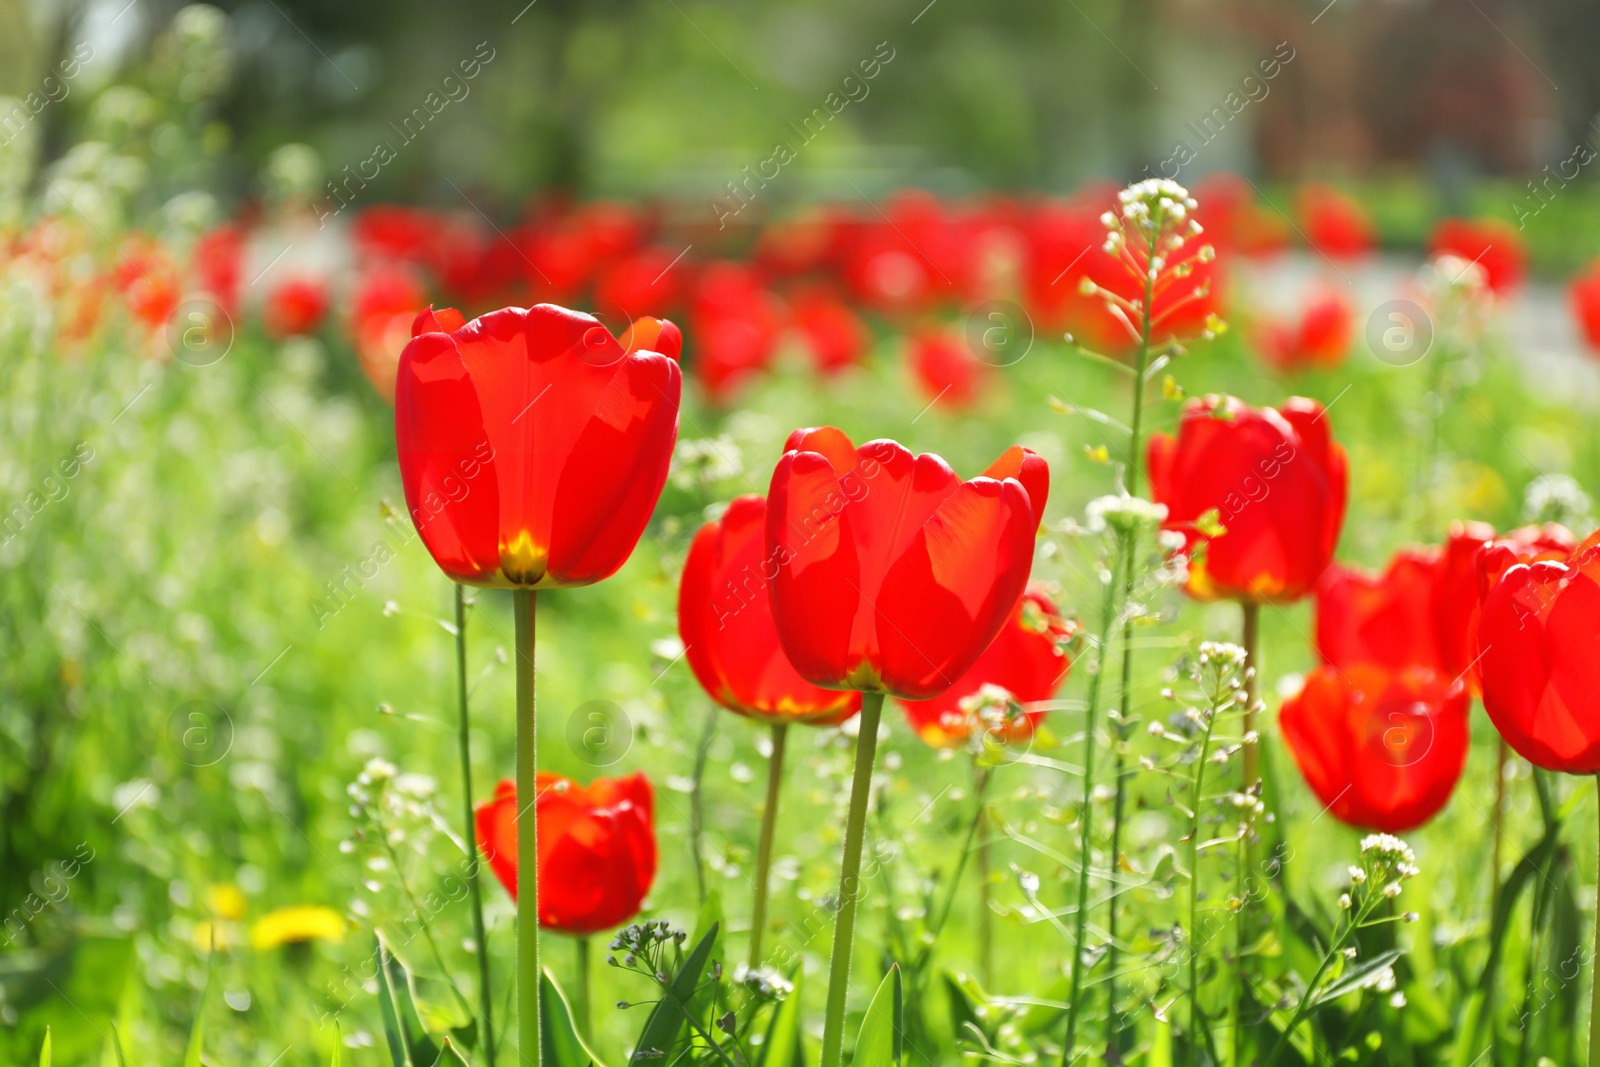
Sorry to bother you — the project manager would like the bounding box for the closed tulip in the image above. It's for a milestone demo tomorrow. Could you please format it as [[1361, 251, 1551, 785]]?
[[898, 586, 1073, 748], [765, 427, 1048, 700], [765, 426, 1046, 1067], [679, 495, 860, 726], [475, 773, 657, 935], [1148, 395, 1347, 603], [1477, 532, 1600, 774], [395, 303, 682, 589], [1280, 664, 1470, 832], [1316, 523, 1497, 678]]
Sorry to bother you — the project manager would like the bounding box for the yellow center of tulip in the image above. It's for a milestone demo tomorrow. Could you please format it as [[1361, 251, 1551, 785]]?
[[500, 530, 549, 586]]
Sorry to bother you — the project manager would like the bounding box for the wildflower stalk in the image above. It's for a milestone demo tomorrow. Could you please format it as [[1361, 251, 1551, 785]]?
[[1061, 537, 1124, 1064], [454, 585, 496, 1067], [820, 690, 885, 1067], [1185, 682, 1221, 1067], [513, 588, 541, 1067], [974, 760, 993, 986], [1264, 835, 1419, 1067], [1104, 194, 1159, 1047], [748, 721, 789, 969]]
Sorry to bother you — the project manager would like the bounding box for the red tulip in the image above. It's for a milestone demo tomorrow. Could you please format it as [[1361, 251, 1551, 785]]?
[[679, 495, 861, 725], [1257, 290, 1353, 371], [897, 586, 1073, 747], [1318, 521, 1499, 682], [1433, 521, 1498, 679], [1280, 664, 1470, 832], [1297, 185, 1374, 259], [1429, 218, 1526, 295], [765, 427, 1046, 700], [908, 327, 986, 410], [1148, 395, 1347, 603], [264, 277, 329, 339], [395, 303, 681, 588], [1316, 548, 1444, 672], [475, 773, 657, 934], [1477, 530, 1600, 774]]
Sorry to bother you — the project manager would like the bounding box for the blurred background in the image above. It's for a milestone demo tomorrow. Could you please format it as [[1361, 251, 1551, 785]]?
[[5, 0, 1600, 244]]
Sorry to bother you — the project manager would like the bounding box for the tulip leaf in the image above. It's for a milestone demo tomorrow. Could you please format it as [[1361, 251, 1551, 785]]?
[[183, 935, 215, 1067], [688, 889, 725, 1021], [629, 922, 720, 1067], [1311, 948, 1405, 1005], [429, 1037, 470, 1066], [852, 965, 903, 1067], [541, 967, 610, 1067], [756, 970, 803, 1067], [376, 934, 443, 1067], [36, 1027, 49, 1067]]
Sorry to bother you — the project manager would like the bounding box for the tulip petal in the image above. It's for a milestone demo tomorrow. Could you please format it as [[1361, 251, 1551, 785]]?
[[547, 351, 682, 584], [876, 478, 1035, 698], [395, 331, 502, 584]]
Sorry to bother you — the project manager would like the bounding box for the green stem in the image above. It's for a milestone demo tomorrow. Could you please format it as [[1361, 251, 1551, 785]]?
[[455, 585, 496, 1067], [975, 761, 993, 988], [1491, 735, 1508, 915], [575, 935, 591, 1042], [514, 588, 541, 1067], [819, 691, 885, 1067], [690, 705, 717, 904], [749, 721, 789, 969], [1061, 543, 1124, 1066], [1105, 230, 1159, 1049], [1590, 776, 1600, 1067], [1235, 601, 1259, 1065]]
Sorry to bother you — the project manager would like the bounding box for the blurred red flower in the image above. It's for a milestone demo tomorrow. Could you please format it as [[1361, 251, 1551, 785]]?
[[395, 304, 681, 588], [689, 262, 784, 402], [1296, 185, 1374, 259], [112, 235, 183, 330], [596, 246, 683, 326], [1149, 395, 1347, 603], [1429, 218, 1526, 295], [907, 327, 986, 410], [1191, 173, 1289, 257], [897, 586, 1073, 748], [1257, 289, 1353, 371], [193, 224, 245, 316], [1280, 663, 1469, 832], [475, 773, 656, 934], [1570, 261, 1600, 352], [1478, 530, 1600, 774], [790, 287, 869, 375], [679, 495, 861, 726], [765, 427, 1046, 699], [350, 266, 428, 402], [264, 277, 329, 339]]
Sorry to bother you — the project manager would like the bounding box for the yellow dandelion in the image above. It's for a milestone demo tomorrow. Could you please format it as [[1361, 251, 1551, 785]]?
[[206, 883, 247, 921], [250, 905, 345, 950]]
